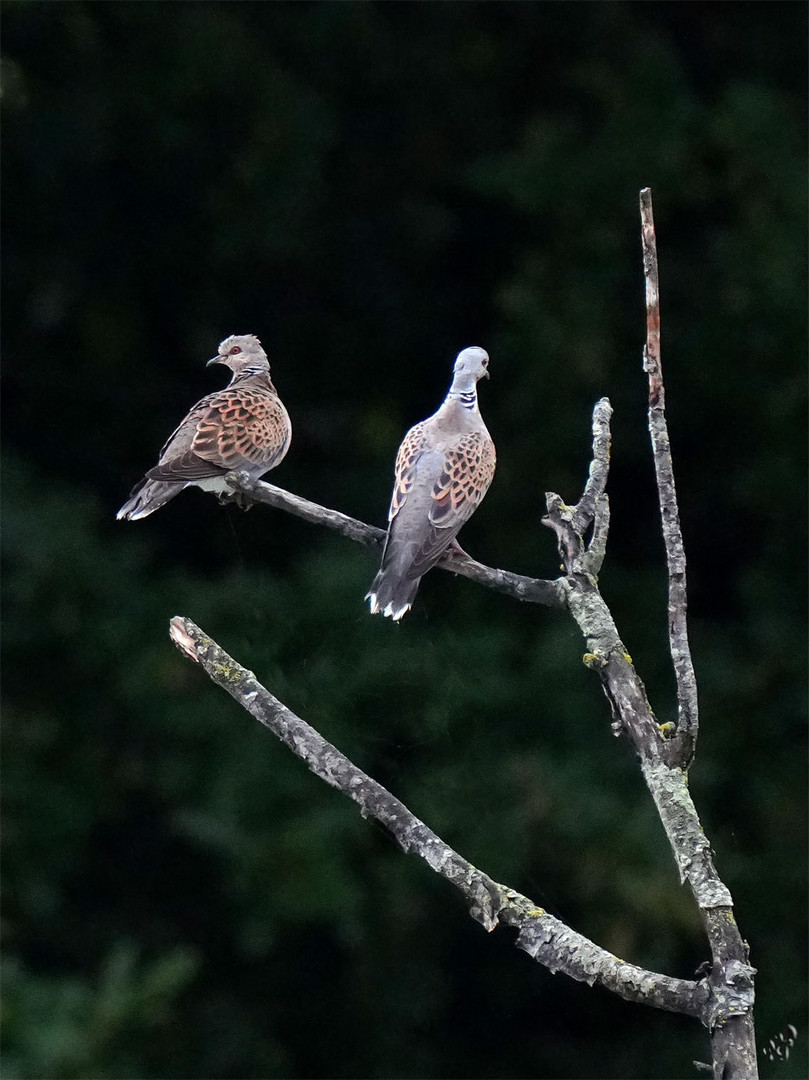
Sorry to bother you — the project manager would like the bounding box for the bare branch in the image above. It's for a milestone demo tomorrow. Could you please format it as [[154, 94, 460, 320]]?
[[581, 494, 610, 577], [169, 614, 708, 1023], [573, 396, 613, 535], [640, 188, 699, 764], [227, 473, 566, 609], [228, 474, 384, 549]]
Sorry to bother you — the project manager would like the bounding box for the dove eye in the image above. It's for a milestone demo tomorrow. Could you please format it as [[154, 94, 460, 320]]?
[[230, 346, 242, 355]]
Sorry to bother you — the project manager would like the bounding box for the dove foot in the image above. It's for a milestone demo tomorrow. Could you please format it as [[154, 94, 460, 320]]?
[[221, 471, 257, 510], [217, 489, 254, 511], [445, 538, 470, 560]]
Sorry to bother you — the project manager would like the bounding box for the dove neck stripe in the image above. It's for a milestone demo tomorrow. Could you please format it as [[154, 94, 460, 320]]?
[[232, 365, 270, 384], [449, 387, 478, 410]]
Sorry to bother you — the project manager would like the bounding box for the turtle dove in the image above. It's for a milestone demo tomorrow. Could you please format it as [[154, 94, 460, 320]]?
[[116, 334, 291, 521], [367, 346, 496, 619]]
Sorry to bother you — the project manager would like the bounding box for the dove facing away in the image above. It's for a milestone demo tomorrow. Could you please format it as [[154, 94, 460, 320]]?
[[116, 334, 291, 521], [367, 346, 496, 620]]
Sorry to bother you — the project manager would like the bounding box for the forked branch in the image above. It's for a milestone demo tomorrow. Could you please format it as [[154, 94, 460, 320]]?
[[168, 191, 757, 1078]]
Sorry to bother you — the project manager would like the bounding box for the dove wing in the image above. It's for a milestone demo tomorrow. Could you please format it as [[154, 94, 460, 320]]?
[[146, 386, 291, 483], [407, 429, 495, 578], [385, 422, 495, 580]]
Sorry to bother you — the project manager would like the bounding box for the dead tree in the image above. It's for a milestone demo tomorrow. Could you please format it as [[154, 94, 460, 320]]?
[[168, 191, 757, 1078]]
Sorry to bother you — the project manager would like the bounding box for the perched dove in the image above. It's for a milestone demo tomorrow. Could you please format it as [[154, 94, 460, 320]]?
[[367, 346, 495, 620], [116, 334, 291, 521]]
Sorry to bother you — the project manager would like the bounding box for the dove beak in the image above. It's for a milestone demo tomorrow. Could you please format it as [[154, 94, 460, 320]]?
[[207, 355, 226, 367]]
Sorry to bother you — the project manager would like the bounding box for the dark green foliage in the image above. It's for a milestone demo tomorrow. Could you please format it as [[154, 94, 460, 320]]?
[[2, 3, 806, 1077]]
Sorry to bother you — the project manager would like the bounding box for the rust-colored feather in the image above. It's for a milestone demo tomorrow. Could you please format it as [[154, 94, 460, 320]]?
[[190, 388, 290, 471], [389, 421, 429, 521]]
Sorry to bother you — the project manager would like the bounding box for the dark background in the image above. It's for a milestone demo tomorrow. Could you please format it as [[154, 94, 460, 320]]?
[[2, 3, 806, 1078]]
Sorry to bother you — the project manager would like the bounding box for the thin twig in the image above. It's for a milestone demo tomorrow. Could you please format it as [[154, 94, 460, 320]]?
[[640, 188, 699, 764], [229, 475, 382, 548], [169, 614, 708, 1022], [228, 473, 566, 609]]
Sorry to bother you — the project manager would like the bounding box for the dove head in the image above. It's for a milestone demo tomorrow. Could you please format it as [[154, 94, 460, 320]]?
[[450, 346, 490, 392], [208, 334, 270, 375]]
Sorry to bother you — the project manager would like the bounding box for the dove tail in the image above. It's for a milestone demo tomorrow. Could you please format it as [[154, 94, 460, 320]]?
[[366, 544, 423, 620], [116, 479, 184, 521]]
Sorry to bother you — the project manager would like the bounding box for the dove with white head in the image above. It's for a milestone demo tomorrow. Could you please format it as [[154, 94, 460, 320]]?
[[116, 334, 291, 520], [367, 346, 496, 620]]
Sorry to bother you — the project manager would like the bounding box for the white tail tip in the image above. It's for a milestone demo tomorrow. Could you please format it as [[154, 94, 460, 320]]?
[[386, 603, 410, 621], [367, 593, 410, 621]]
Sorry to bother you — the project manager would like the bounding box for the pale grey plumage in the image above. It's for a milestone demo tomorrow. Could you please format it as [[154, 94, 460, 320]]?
[[117, 334, 291, 521], [367, 346, 496, 619]]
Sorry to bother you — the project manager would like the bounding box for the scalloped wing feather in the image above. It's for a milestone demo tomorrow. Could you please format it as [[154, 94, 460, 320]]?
[[428, 432, 496, 526], [388, 420, 429, 522], [405, 432, 496, 577], [151, 387, 291, 482]]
